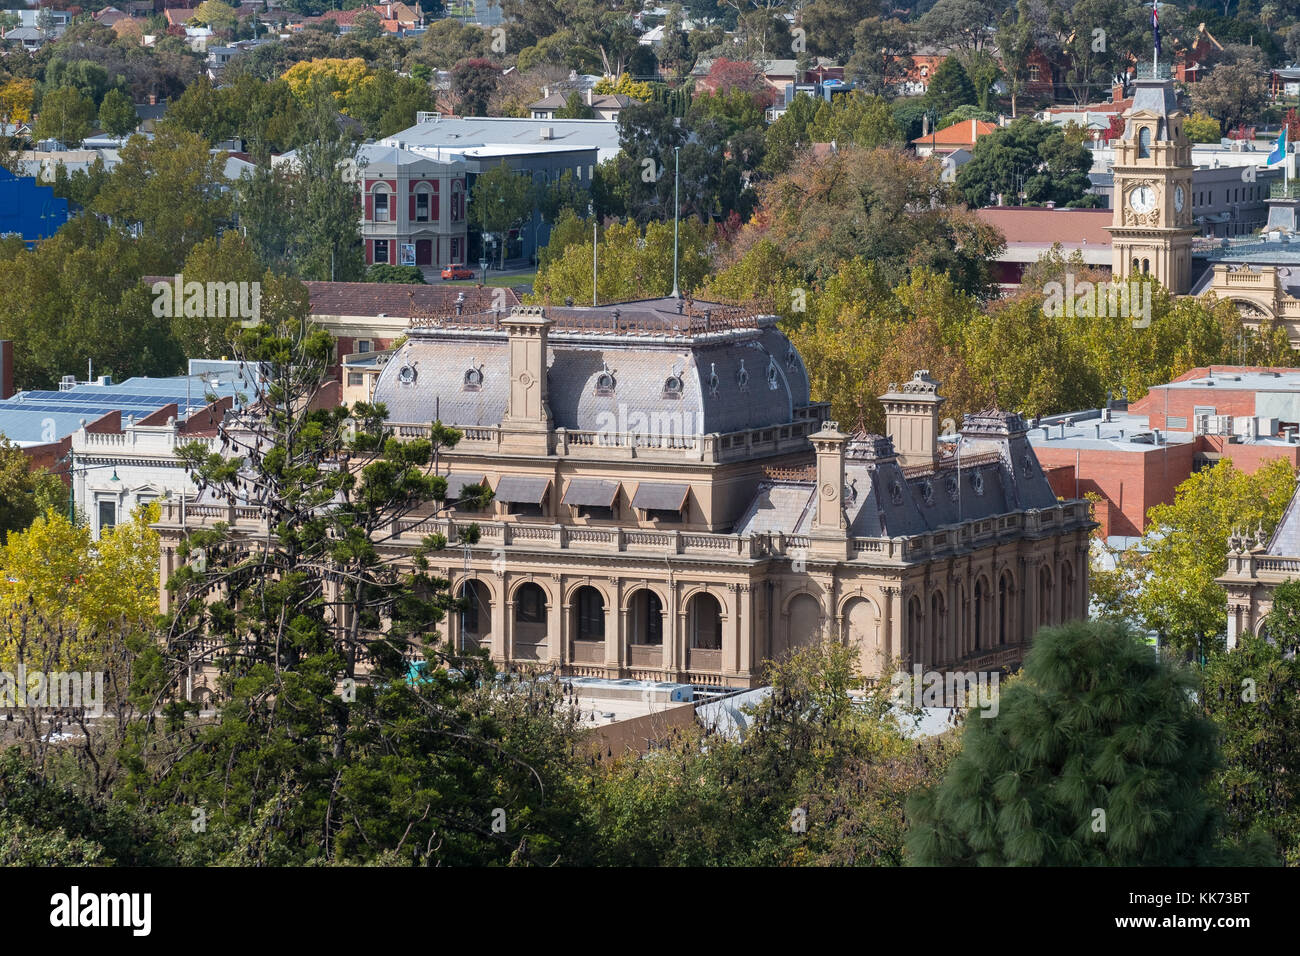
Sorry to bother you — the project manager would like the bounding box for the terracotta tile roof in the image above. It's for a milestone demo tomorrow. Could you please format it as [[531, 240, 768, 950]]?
[[911, 119, 998, 147], [974, 206, 1114, 247], [303, 282, 521, 318]]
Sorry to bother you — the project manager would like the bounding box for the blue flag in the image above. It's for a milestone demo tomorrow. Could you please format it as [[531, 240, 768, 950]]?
[[1269, 127, 1288, 165]]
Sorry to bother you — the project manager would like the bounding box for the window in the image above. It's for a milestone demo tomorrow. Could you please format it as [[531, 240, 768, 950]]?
[[516, 583, 546, 623], [416, 191, 430, 221], [373, 190, 389, 222], [348, 372, 364, 386], [646, 507, 683, 523], [576, 587, 605, 640], [1028, 64, 1040, 81], [575, 165, 582, 180], [98, 500, 116, 533], [357, 340, 372, 354], [450, 238, 460, 262], [577, 504, 613, 520], [451, 181, 464, 221], [373, 240, 389, 264], [1138, 126, 1151, 158]]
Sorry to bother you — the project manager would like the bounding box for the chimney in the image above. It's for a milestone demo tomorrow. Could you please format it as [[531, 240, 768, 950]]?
[[586, 87, 593, 106], [499, 307, 553, 454], [149, 93, 157, 106], [0, 340, 12, 400], [879, 370, 944, 470], [808, 422, 851, 558]]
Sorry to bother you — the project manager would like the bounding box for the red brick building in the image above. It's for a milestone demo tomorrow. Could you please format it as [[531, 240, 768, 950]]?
[[1031, 366, 1300, 539]]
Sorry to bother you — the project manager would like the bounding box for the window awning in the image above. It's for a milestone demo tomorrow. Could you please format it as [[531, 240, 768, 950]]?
[[631, 482, 689, 511], [443, 472, 487, 500], [562, 478, 620, 507], [493, 475, 550, 504]]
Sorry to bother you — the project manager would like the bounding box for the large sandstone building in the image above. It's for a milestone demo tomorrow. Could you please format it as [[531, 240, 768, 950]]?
[[155, 299, 1094, 692]]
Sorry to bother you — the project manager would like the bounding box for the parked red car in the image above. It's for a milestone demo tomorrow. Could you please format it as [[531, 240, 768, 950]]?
[[441, 264, 475, 280]]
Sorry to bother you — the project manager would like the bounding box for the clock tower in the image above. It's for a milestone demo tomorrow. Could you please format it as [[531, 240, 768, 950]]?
[[1107, 64, 1196, 294]]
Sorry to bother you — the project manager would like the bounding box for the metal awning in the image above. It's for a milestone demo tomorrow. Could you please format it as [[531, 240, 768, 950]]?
[[631, 482, 689, 511], [493, 475, 550, 504], [443, 472, 487, 500], [561, 478, 620, 507]]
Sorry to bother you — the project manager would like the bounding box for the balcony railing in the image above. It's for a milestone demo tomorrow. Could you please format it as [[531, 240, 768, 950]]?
[[1271, 182, 1300, 199], [155, 498, 1094, 566]]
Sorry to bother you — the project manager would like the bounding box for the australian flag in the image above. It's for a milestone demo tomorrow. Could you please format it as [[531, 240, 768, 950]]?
[[1153, 2, 1161, 59]]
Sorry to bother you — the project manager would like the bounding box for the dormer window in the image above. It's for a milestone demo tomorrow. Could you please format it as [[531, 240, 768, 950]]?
[[662, 373, 684, 398], [737, 360, 749, 390], [594, 368, 616, 395], [398, 364, 417, 385], [463, 366, 483, 391], [766, 359, 779, 390]]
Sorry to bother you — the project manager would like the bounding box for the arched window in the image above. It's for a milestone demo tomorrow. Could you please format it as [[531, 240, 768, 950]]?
[[688, 592, 723, 650], [1138, 126, 1151, 158], [371, 184, 391, 222], [974, 579, 985, 650], [1142, 258, 1150, 274], [628, 589, 663, 645], [459, 580, 491, 649], [573, 586, 604, 641], [929, 592, 944, 665], [514, 582, 548, 647]]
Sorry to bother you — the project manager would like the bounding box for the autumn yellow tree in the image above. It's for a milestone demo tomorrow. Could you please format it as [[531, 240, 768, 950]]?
[[0, 78, 35, 127], [0, 503, 160, 669], [282, 58, 372, 107]]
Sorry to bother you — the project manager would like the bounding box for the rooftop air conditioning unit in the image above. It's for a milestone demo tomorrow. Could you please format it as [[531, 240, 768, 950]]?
[[540, 126, 554, 140]]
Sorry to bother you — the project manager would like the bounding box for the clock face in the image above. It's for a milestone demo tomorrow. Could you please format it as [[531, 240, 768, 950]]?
[[1129, 185, 1156, 214], [1174, 185, 1185, 212]]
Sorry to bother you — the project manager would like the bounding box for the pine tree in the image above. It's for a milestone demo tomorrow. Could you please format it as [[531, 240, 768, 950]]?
[[907, 619, 1241, 865], [127, 298, 585, 864]]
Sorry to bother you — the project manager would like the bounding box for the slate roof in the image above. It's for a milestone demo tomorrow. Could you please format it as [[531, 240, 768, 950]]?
[[371, 300, 813, 435], [732, 411, 1060, 537]]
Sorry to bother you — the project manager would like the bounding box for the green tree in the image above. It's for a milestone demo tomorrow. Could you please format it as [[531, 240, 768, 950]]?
[[92, 124, 232, 271], [1184, 112, 1222, 143], [169, 232, 266, 359], [922, 56, 976, 118], [956, 117, 1093, 208], [0, 439, 64, 543], [1132, 458, 1295, 658], [1191, 44, 1270, 132], [908, 619, 1250, 865], [34, 86, 95, 145], [994, 0, 1035, 117], [1204, 579, 1300, 865], [555, 91, 596, 119], [530, 217, 713, 305], [471, 162, 536, 269], [134, 310, 585, 865], [366, 263, 426, 284], [97, 88, 137, 139]]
